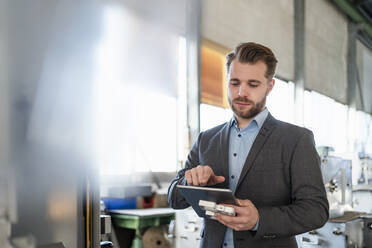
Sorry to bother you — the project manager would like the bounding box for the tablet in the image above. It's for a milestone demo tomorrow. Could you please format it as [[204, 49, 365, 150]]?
[[177, 185, 237, 217]]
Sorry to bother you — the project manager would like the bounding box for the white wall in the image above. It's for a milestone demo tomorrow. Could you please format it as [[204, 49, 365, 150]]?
[[202, 0, 294, 80], [305, 0, 348, 104]]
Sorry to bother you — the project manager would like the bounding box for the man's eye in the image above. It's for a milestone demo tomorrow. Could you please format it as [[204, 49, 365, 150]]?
[[249, 83, 259, 88], [230, 81, 239, 86]]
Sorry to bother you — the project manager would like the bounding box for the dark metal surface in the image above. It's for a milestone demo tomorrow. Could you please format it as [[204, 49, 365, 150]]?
[[357, 0, 372, 23]]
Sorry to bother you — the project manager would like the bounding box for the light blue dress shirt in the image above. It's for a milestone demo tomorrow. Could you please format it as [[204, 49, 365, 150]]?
[[222, 108, 269, 248]]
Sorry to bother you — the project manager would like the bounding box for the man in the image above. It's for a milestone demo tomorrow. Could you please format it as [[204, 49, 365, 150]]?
[[168, 42, 328, 247]]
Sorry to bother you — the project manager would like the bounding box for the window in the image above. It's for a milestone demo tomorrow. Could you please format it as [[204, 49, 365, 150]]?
[[93, 7, 186, 175], [304, 91, 349, 154], [266, 79, 295, 124], [201, 40, 229, 108]]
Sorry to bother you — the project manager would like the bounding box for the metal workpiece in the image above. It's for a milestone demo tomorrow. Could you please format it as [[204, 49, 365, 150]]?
[[100, 215, 112, 235], [320, 155, 353, 218]]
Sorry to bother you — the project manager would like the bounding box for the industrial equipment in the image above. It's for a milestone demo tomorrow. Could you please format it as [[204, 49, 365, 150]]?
[[172, 209, 203, 248], [357, 153, 372, 185], [297, 147, 372, 248]]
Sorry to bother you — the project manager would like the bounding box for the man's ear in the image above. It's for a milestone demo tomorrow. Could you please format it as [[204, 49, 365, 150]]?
[[266, 79, 275, 96]]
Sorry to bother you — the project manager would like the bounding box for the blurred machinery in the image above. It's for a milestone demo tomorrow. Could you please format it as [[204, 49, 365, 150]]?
[[297, 147, 372, 248], [110, 208, 175, 248], [354, 153, 372, 215], [357, 153, 372, 186], [171, 209, 203, 248], [319, 147, 353, 218]]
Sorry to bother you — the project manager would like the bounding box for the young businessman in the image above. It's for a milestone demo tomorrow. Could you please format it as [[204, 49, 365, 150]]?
[[168, 42, 329, 248]]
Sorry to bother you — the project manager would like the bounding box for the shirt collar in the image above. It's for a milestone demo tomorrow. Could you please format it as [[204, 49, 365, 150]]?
[[229, 108, 269, 130]]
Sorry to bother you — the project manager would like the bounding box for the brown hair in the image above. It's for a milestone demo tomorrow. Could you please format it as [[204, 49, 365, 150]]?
[[226, 42, 278, 79]]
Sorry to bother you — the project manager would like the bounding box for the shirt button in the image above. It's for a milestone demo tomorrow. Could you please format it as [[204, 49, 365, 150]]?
[[223, 243, 227, 247], [233, 153, 237, 157], [231, 175, 235, 179], [238, 134, 241, 137]]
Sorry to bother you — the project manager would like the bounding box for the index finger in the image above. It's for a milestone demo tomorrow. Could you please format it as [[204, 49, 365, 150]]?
[[232, 205, 247, 215]]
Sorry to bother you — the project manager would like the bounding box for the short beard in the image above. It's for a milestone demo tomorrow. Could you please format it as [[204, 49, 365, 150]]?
[[229, 94, 267, 120]]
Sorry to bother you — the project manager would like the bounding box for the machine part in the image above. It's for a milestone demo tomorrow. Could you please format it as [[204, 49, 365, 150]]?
[[353, 186, 372, 213], [215, 204, 235, 216], [100, 215, 112, 235], [142, 226, 171, 248], [199, 200, 236, 217], [344, 219, 364, 247], [341, 168, 346, 204], [320, 155, 353, 218], [358, 156, 372, 185], [326, 179, 339, 193], [317, 146, 335, 157], [358, 170, 366, 184], [205, 210, 217, 220], [99, 241, 113, 248], [198, 200, 216, 211], [167, 220, 175, 239], [367, 222, 372, 230], [333, 227, 343, 235], [301, 235, 319, 245], [174, 209, 203, 248]]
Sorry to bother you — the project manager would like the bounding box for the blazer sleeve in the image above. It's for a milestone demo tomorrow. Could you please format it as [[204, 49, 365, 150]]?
[[255, 130, 329, 238], [167, 132, 203, 209]]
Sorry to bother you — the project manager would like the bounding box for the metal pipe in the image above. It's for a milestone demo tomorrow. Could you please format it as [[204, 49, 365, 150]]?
[[332, 0, 372, 40], [341, 168, 346, 205]]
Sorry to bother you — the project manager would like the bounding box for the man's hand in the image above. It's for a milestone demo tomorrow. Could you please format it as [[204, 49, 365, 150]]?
[[216, 199, 259, 231], [185, 165, 225, 186]]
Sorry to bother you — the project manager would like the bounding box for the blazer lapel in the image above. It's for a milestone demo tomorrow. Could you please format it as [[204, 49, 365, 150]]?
[[236, 113, 278, 190], [219, 122, 231, 189]]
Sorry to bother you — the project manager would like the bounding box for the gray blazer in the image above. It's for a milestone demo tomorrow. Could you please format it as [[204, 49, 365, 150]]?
[[168, 113, 329, 248]]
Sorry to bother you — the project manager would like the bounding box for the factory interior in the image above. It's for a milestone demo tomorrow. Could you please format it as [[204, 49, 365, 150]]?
[[1, 0, 372, 247]]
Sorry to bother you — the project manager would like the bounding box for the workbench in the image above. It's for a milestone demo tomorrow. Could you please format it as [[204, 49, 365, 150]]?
[[110, 208, 175, 248]]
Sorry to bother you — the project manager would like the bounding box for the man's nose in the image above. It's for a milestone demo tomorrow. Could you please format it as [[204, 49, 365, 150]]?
[[238, 84, 249, 97]]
